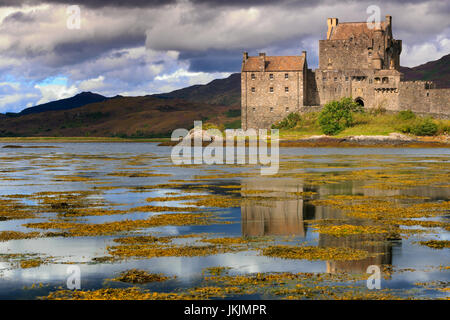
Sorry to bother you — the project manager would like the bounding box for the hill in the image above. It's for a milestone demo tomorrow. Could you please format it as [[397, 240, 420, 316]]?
[[18, 92, 108, 116], [399, 54, 450, 88], [0, 95, 240, 138]]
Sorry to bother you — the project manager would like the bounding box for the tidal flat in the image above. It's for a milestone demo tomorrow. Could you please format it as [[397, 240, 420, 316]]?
[[0, 143, 448, 300]]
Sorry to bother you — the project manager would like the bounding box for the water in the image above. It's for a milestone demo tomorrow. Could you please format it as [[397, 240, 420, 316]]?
[[0, 142, 448, 299]]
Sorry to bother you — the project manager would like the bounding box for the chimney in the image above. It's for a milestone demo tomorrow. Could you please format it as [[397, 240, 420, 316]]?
[[259, 52, 266, 71], [327, 18, 338, 39], [243, 51, 248, 62], [385, 15, 392, 26]]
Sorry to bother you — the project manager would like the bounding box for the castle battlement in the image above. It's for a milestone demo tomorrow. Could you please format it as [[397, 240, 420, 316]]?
[[241, 15, 449, 129]]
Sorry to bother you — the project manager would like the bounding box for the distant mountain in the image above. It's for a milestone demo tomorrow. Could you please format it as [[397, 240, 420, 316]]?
[[154, 73, 240, 106], [19, 91, 107, 115], [400, 54, 450, 88]]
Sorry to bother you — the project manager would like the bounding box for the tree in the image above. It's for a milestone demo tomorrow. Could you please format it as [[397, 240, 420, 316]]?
[[318, 97, 362, 135]]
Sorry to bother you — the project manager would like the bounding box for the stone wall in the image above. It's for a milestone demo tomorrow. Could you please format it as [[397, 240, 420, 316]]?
[[399, 81, 450, 118], [242, 70, 304, 129]]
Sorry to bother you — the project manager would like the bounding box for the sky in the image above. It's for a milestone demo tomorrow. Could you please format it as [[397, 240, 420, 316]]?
[[0, 0, 449, 113]]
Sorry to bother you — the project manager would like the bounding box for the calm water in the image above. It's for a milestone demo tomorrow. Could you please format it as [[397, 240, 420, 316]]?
[[0, 143, 448, 299]]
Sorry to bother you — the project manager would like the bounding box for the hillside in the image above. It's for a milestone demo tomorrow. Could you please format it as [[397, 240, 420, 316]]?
[[0, 96, 240, 138], [400, 54, 450, 88], [18, 92, 108, 115]]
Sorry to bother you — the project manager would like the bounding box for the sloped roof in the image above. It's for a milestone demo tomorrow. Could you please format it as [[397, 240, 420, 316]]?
[[242, 56, 305, 72], [329, 22, 385, 40]]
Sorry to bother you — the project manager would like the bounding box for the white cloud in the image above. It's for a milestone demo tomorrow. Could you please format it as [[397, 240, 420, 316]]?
[[401, 31, 450, 67], [78, 75, 105, 91], [34, 83, 78, 105]]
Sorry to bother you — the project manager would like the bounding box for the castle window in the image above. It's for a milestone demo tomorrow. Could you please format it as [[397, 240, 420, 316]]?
[[382, 77, 389, 84], [270, 107, 274, 112], [345, 76, 349, 81], [252, 107, 256, 112], [285, 73, 289, 79], [323, 77, 327, 82], [269, 87, 274, 93], [269, 73, 274, 80], [251, 87, 255, 93], [285, 87, 289, 92], [251, 73, 255, 80], [427, 92, 429, 97], [334, 77, 337, 82], [375, 77, 381, 84], [286, 107, 289, 112], [369, 79, 373, 84]]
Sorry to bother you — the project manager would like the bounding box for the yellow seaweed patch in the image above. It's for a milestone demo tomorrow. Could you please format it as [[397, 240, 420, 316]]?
[[201, 237, 250, 245], [59, 208, 130, 217], [107, 244, 234, 258], [261, 245, 370, 261], [418, 240, 450, 249], [20, 258, 43, 269], [24, 213, 218, 237], [110, 269, 173, 284], [133, 205, 198, 212], [145, 195, 209, 202], [0, 199, 36, 220], [54, 175, 94, 182], [311, 224, 391, 237], [44, 287, 190, 300], [0, 231, 40, 241], [185, 197, 241, 208]]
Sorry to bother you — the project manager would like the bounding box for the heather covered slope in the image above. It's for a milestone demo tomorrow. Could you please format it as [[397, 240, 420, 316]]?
[[399, 54, 450, 88], [0, 96, 240, 138]]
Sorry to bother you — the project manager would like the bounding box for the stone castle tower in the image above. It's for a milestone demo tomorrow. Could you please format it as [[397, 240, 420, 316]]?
[[241, 15, 450, 130]]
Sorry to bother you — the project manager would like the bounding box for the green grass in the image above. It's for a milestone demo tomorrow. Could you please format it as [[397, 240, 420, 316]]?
[[278, 111, 449, 139]]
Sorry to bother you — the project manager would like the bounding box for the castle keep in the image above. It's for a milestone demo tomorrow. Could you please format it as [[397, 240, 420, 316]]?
[[241, 15, 450, 130]]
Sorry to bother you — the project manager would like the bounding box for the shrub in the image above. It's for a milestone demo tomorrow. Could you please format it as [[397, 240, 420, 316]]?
[[410, 118, 438, 136], [272, 112, 301, 129], [397, 110, 416, 121], [318, 97, 362, 135]]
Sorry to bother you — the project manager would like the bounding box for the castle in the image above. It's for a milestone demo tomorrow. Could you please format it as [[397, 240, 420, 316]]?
[[241, 15, 450, 130]]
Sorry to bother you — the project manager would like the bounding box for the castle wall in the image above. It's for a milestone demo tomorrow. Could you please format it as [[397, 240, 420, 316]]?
[[319, 39, 373, 70], [399, 81, 450, 118], [242, 70, 304, 129]]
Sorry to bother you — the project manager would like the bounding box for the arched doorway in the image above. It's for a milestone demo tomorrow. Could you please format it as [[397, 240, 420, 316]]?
[[355, 97, 364, 107]]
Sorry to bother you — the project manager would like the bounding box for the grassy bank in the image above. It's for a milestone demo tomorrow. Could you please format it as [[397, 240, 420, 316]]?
[[277, 111, 450, 139]]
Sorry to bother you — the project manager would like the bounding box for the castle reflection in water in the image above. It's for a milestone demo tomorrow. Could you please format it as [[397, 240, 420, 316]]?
[[240, 178, 449, 274]]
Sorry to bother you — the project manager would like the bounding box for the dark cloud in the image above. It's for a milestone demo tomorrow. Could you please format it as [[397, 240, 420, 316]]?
[[50, 35, 146, 67], [0, 0, 176, 8]]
